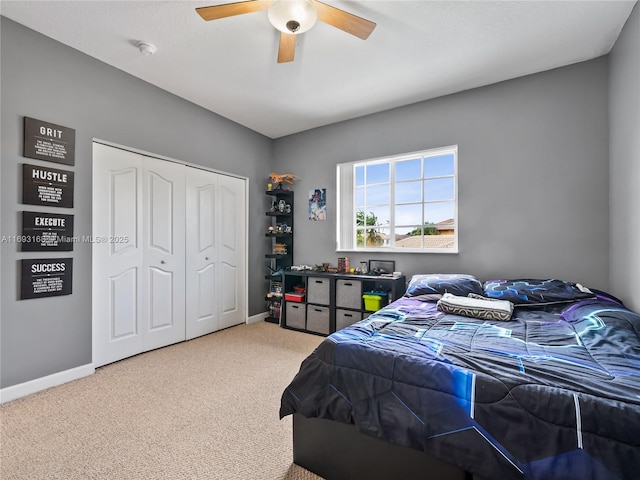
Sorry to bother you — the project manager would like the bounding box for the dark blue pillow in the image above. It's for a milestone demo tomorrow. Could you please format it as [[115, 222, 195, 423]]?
[[405, 274, 484, 297], [483, 279, 595, 306]]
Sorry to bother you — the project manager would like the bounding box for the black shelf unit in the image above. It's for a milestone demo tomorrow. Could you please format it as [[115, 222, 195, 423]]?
[[265, 189, 294, 324], [281, 271, 406, 335]]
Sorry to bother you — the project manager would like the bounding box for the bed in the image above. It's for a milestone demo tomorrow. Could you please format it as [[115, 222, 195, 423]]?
[[280, 274, 640, 480]]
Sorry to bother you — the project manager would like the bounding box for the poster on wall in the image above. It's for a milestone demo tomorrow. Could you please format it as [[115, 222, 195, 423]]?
[[309, 188, 327, 221], [20, 258, 73, 300], [21, 211, 74, 251], [22, 164, 74, 208], [23, 117, 76, 165]]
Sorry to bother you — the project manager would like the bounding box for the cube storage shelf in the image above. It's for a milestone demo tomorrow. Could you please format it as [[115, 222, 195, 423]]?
[[281, 271, 406, 335]]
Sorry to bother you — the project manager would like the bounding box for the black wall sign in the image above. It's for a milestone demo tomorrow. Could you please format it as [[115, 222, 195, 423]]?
[[23, 117, 76, 165], [21, 211, 74, 251], [23, 164, 74, 208], [20, 258, 73, 300]]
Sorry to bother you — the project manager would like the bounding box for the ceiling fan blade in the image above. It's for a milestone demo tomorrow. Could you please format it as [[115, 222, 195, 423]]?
[[196, 0, 270, 21], [313, 1, 376, 40], [278, 32, 296, 63]]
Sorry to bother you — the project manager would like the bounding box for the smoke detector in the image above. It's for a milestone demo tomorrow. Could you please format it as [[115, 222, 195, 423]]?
[[136, 41, 156, 56]]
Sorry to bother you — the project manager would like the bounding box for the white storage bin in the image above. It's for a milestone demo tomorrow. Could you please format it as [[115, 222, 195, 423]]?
[[285, 302, 306, 330], [336, 309, 361, 331], [336, 279, 362, 309], [306, 304, 330, 334], [307, 277, 330, 305]]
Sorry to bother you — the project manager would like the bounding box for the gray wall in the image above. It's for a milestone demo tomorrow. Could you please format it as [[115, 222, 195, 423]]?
[[274, 58, 611, 291], [609, 2, 640, 312], [1, 18, 273, 388]]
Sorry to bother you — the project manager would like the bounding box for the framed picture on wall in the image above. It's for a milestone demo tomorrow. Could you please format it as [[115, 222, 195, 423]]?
[[22, 164, 74, 208], [23, 117, 76, 166], [20, 258, 73, 299], [309, 188, 326, 221]]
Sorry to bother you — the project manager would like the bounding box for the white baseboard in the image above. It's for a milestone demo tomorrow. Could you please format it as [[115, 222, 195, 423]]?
[[247, 311, 269, 324], [0, 363, 95, 404]]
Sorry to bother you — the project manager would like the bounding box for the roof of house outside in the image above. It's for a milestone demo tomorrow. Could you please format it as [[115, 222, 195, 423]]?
[[435, 218, 454, 231], [395, 234, 455, 248]]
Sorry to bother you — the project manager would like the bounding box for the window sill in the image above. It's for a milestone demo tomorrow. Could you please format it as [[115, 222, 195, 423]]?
[[336, 248, 459, 254]]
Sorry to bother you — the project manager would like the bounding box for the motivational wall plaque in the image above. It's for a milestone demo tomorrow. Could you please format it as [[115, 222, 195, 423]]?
[[23, 163, 74, 208], [20, 258, 73, 299], [23, 117, 76, 165], [21, 211, 74, 251]]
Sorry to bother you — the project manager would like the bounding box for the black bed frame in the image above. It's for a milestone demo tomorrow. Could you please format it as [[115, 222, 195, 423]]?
[[293, 414, 482, 480]]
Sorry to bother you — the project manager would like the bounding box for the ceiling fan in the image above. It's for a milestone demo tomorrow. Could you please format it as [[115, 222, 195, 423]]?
[[196, 0, 376, 63]]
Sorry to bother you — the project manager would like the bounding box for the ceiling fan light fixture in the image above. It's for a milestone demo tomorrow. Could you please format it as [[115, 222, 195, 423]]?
[[268, 0, 317, 34]]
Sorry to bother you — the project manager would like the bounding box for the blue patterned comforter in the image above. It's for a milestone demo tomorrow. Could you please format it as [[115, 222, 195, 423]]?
[[280, 292, 640, 480]]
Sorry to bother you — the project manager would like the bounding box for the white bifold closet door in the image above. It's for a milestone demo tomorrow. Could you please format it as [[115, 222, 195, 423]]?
[[185, 168, 246, 339], [93, 143, 245, 367]]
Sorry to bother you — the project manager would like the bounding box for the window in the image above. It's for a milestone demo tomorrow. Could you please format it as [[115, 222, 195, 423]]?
[[337, 145, 457, 253]]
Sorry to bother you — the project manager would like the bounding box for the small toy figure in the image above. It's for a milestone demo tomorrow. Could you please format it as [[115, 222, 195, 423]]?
[[270, 173, 297, 190], [267, 265, 284, 276], [273, 243, 287, 254]]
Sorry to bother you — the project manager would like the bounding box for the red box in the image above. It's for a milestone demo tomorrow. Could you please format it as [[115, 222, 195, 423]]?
[[285, 292, 305, 302]]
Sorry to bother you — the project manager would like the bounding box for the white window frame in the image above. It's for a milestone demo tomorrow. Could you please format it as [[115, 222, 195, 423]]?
[[336, 145, 458, 253]]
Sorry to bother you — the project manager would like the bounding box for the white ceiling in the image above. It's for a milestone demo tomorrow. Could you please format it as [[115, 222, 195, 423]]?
[[1, 0, 636, 139]]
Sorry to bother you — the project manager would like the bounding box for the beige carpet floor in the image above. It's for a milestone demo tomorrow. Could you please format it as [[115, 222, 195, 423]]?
[[1, 321, 325, 480]]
